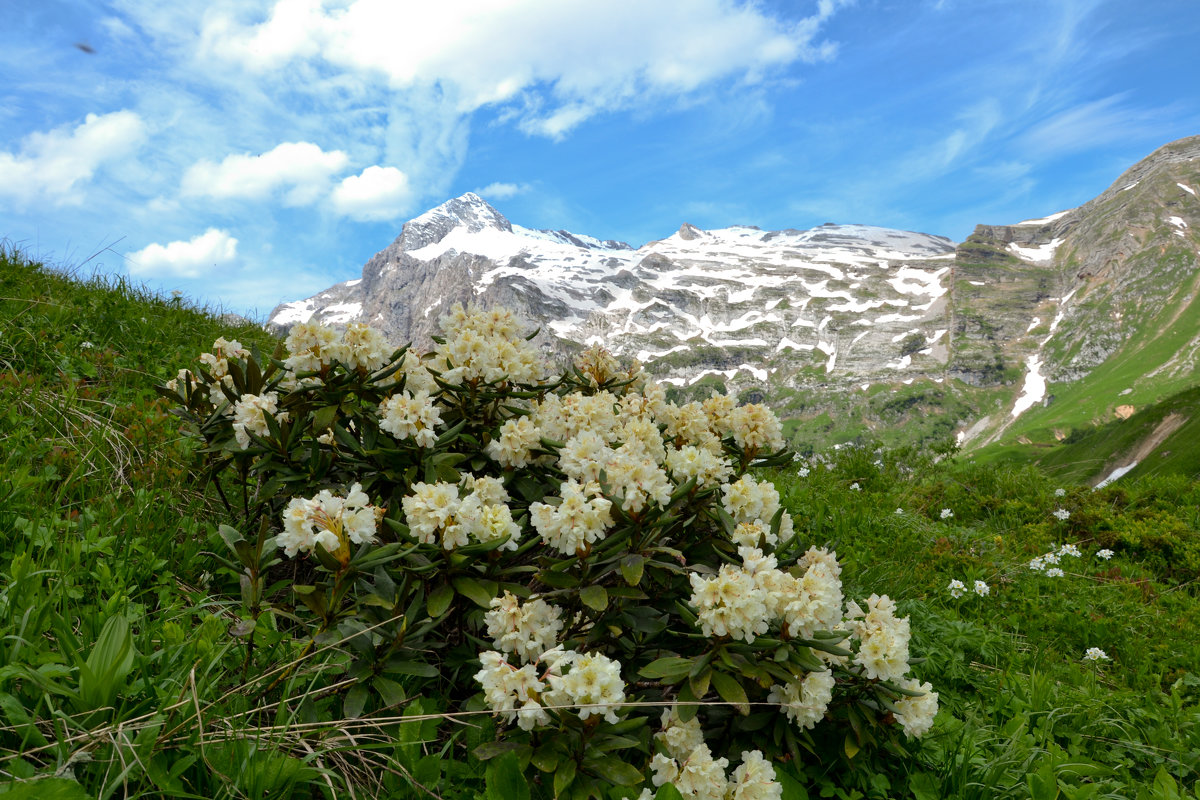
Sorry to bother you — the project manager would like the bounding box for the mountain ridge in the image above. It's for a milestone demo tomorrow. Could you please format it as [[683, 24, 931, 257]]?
[[269, 135, 1200, 460]]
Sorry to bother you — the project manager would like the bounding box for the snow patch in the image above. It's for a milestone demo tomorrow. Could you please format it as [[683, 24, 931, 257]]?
[[1010, 355, 1046, 418], [1121, 181, 1140, 192], [1026, 317, 1042, 333], [1180, 182, 1197, 197], [1008, 238, 1064, 263], [272, 300, 316, 325], [1168, 215, 1188, 228], [1016, 210, 1071, 225], [1095, 462, 1138, 489]]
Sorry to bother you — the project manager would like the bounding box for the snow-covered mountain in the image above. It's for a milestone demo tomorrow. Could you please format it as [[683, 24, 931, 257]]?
[[270, 193, 957, 387], [269, 135, 1200, 453]]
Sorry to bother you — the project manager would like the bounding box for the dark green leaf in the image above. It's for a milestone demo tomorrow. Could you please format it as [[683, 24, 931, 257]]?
[[427, 583, 454, 618], [710, 671, 750, 715], [585, 756, 644, 786], [485, 752, 530, 800], [553, 758, 577, 797], [343, 684, 369, 719], [452, 576, 497, 608], [619, 554, 645, 586], [638, 657, 693, 682]]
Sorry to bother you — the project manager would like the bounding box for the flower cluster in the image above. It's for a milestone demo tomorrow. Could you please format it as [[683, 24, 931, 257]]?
[[1083, 647, 1110, 662], [433, 303, 544, 385], [379, 390, 442, 447], [279, 483, 381, 559], [940, 508, 954, 520], [643, 711, 782, 800], [949, 579, 990, 598], [474, 647, 626, 730], [1052, 508, 1071, 521], [1030, 542, 1085, 573], [401, 475, 521, 550]]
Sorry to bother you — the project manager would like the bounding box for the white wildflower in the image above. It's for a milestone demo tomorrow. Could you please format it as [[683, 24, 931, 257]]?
[[1046, 567, 1064, 577], [1083, 647, 1110, 662], [893, 678, 939, 739], [973, 580, 990, 597], [947, 579, 966, 598], [939, 508, 953, 520], [1058, 543, 1081, 558], [1052, 508, 1070, 521], [768, 669, 834, 730], [1097, 548, 1114, 560]]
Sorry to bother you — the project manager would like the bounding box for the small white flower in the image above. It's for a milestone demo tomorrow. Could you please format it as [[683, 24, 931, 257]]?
[[1052, 509, 1070, 521], [1058, 543, 1081, 558], [1054, 488, 1066, 497], [1046, 567, 1064, 578], [973, 580, 990, 597], [1096, 548, 1114, 560], [895, 508, 904, 514], [1083, 647, 1109, 662], [947, 579, 966, 598], [1043, 551, 1061, 565], [80, 340, 94, 349], [1029, 557, 1046, 572], [797, 467, 810, 477], [850, 482, 861, 491], [940, 508, 953, 520]]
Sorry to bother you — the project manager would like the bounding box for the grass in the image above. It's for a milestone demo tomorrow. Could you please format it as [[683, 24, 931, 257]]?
[[1, 247, 1198, 798]]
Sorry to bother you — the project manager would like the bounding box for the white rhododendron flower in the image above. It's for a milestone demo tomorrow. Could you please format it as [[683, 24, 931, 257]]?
[[486, 415, 541, 468], [893, 678, 939, 738], [485, 591, 564, 663], [542, 650, 626, 723], [331, 322, 391, 372], [656, 708, 706, 760], [284, 322, 340, 373], [279, 483, 381, 558], [530, 480, 614, 555], [729, 403, 784, 454], [473, 651, 550, 731], [434, 303, 543, 385], [689, 564, 770, 643], [231, 392, 288, 448], [665, 445, 734, 489], [379, 390, 442, 447], [769, 669, 834, 730], [722, 475, 781, 525], [848, 594, 911, 682], [401, 478, 521, 550], [651, 743, 729, 800], [728, 750, 782, 800]]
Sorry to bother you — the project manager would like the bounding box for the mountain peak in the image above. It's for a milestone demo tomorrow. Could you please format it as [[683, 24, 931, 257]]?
[[399, 192, 513, 252]]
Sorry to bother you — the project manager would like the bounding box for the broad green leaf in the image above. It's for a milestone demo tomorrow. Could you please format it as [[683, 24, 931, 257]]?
[[655, 784, 686, 800], [585, 756, 644, 786], [638, 657, 693, 682], [580, 585, 608, 611], [451, 576, 496, 608], [0, 777, 92, 799], [343, 684, 369, 719], [710, 670, 749, 715], [619, 554, 645, 586], [427, 583, 454, 618], [373, 676, 406, 707], [553, 758, 577, 797], [485, 752, 530, 800]]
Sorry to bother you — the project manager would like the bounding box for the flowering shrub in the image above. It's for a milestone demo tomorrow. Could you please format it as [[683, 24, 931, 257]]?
[[162, 304, 937, 797]]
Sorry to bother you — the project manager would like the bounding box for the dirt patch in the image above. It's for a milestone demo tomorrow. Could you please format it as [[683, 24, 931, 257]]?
[[1130, 413, 1187, 463], [1115, 404, 1135, 420], [1094, 412, 1189, 486]]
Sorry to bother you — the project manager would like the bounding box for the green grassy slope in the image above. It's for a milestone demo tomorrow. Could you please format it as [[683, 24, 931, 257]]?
[[1, 248, 1198, 799]]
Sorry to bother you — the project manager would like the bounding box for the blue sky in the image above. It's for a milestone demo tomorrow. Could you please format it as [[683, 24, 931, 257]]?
[[3, 0, 1199, 318]]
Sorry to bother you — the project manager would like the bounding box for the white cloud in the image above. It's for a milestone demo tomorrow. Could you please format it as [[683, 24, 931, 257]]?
[[127, 228, 239, 278], [200, 0, 850, 137], [474, 182, 529, 200], [1019, 94, 1176, 157], [182, 141, 349, 205], [0, 111, 146, 206], [330, 165, 412, 221]]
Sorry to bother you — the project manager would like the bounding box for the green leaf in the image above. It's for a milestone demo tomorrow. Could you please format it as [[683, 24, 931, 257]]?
[[710, 670, 750, 715], [312, 404, 338, 434], [452, 576, 497, 608], [585, 756, 644, 786], [427, 583, 454, 618], [619, 554, 645, 586], [474, 741, 527, 761], [537, 570, 580, 589], [373, 676, 406, 708], [580, 585, 608, 611], [654, 784, 686, 800], [485, 752, 530, 800], [638, 657, 693, 682], [530, 746, 560, 773], [553, 758, 577, 797], [689, 666, 711, 700], [78, 615, 136, 711], [343, 684, 369, 719], [385, 660, 439, 678], [843, 733, 860, 761]]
